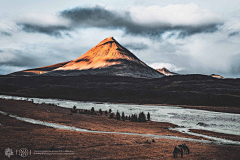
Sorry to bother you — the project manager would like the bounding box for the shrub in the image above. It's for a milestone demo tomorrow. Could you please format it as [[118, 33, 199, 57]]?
[[110, 113, 114, 119], [139, 112, 146, 122], [70, 106, 77, 113], [91, 107, 95, 115], [122, 112, 125, 121], [116, 110, 120, 120], [84, 109, 88, 114], [147, 112, 150, 121], [131, 114, 138, 122]]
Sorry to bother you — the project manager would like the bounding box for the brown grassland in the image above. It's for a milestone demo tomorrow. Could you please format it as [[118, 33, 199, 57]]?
[[0, 99, 240, 159]]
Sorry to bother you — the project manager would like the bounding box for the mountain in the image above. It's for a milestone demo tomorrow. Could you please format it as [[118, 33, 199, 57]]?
[[156, 67, 178, 76], [9, 61, 70, 76], [210, 74, 224, 79], [10, 37, 163, 78], [47, 37, 163, 78]]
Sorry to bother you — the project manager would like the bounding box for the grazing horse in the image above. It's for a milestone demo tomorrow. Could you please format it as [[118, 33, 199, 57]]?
[[173, 145, 183, 158], [179, 143, 190, 154]]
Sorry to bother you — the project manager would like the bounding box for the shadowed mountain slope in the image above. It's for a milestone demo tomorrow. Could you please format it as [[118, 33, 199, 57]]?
[[9, 61, 70, 76]]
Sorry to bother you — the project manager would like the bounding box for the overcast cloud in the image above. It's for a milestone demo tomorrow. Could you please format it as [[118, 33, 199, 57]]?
[[1, 1, 240, 78], [18, 5, 222, 38]]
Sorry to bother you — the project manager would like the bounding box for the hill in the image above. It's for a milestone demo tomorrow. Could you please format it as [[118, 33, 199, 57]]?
[[10, 37, 163, 78], [156, 67, 178, 76]]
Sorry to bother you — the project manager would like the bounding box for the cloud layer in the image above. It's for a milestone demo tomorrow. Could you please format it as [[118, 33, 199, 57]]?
[[59, 5, 222, 38], [17, 14, 71, 37], [17, 4, 223, 38], [1, 3, 240, 78]]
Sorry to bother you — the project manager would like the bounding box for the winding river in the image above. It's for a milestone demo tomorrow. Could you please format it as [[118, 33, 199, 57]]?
[[1, 95, 240, 145]]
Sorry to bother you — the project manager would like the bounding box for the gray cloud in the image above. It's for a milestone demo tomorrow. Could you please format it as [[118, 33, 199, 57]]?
[[123, 42, 149, 50], [17, 6, 222, 39], [177, 24, 220, 38], [0, 49, 44, 67], [229, 31, 239, 37], [0, 45, 88, 75], [230, 53, 240, 74], [0, 65, 28, 75], [1, 31, 12, 37], [19, 23, 71, 38], [59, 6, 221, 38], [0, 48, 73, 68], [60, 6, 124, 27]]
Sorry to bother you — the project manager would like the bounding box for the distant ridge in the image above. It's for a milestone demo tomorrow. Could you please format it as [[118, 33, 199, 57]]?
[[210, 74, 224, 79], [9, 61, 70, 76], [156, 67, 178, 76], [10, 37, 163, 78]]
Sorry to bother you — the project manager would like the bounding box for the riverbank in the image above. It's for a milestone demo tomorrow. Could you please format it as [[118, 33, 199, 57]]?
[[1, 113, 239, 159], [1, 93, 240, 114], [1, 99, 240, 159], [111, 102, 240, 114], [173, 104, 240, 114], [0, 99, 204, 140], [189, 129, 240, 142]]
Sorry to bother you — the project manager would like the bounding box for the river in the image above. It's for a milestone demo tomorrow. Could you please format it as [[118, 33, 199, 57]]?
[[1, 95, 240, 138]]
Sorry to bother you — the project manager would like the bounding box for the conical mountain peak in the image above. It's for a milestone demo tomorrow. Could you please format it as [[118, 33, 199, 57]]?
[[96, 37, 116, 46], [10, 37, 163, 78], [55, 37, 145, 71]]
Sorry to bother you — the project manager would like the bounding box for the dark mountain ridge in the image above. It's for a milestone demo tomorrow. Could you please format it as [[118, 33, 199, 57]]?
[[1, 74, 240, 110]]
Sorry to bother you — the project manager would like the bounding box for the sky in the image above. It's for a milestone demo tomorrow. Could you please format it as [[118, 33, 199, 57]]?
[[1, 0, 240, 77]]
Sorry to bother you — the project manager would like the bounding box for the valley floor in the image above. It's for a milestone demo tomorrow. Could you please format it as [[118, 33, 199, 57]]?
[[0, 99, 240, 159]]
